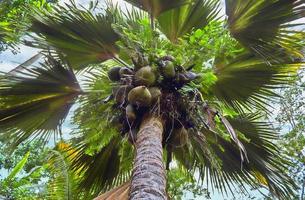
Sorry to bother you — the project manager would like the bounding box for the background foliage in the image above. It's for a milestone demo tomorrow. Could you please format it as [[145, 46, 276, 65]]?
[[0, 0, 57, 53]]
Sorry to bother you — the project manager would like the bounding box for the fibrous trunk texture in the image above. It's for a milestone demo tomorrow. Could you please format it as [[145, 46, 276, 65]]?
[[129, 116, 167, 200]]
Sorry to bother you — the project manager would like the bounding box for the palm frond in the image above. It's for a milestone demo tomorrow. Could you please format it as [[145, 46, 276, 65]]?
[[0, 55, 81, 146], [225, 0, 305, 63], [7, 52, 43, 75], [175, 113, 296, 199], [69, 136, 133, 198], [28, 2, 120, 69], [157, 0, 221, 43], [65, 65, 134, 198], [47, 149, 78, 200], [94, 182, 129, 200], [210, 52, 301, 111], [123, 0, 190, 17]]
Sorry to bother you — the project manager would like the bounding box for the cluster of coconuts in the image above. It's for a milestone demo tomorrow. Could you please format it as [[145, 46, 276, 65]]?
[[107, 56, 200, 147], [108, 65, 161, 108]]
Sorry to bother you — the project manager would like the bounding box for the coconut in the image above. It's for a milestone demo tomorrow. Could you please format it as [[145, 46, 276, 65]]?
[[126, 104, 136, 122], [128, 86, 152, 107], [112, 85, 133, 104], [108, 67, 121, 82], [162, 61, 176, 78], [148, 87, 162, 102], [168, 127, 188, 148], [119, 67, 133, 77], [135, 66, 156, 86]]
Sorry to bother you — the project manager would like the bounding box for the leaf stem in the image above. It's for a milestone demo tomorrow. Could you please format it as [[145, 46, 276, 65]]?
[[114, 57, 130, 68], [150, 14, 156, 49]]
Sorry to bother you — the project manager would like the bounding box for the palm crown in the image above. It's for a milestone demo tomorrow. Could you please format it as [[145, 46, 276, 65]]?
[[0, 0, 304, 199]]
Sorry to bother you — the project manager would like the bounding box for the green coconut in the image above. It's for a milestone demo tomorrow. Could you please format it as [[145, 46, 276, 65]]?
[[148, 87, 162, 102], [108, 67, 121, 82], [112, 85, 133, 104], [128, 86, 152, 107], [162, 61, 176, 78], [135, 66, 156, 86], [168, 127, 188, 148], [126, 104, 136, 122]]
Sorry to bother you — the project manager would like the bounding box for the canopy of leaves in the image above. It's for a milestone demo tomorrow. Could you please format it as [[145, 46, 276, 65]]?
[[29, 2, 120, 68], [0, 150, 46, 200], [225, 0, 305, 63], [1, 0, 304, 199]]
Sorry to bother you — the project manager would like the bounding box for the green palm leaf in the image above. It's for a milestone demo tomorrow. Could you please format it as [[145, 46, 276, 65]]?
[[6, 152, 30, 181], [175, 114, 296, 199], [225, 0, 305, 63], [123, 0, 190, 17], [29, 2, 120, 69], [0, 55, 81, 146], [157, 0, 221, 42], [211, 52, 300, 111], [47, 149, 78, 200], [67, 74, 134, 198], [69, 136, 133, 198]]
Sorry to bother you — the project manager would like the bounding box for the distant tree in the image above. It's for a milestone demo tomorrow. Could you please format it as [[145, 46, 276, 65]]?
[[0, 151, 45, 200], [0, 0, 57, 52], [275, 72, 305, 200], [0, 140, 49, 173], [166, 167, 210, 200]]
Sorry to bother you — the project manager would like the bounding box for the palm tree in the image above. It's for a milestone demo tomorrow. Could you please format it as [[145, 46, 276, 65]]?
[[1, 0, 305, 199]]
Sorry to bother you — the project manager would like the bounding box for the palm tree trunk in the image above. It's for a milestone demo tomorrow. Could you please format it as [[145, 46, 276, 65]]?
[[129, 115, 167, 200]]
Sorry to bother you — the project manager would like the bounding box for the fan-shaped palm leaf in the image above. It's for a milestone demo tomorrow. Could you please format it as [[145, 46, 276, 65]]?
[[29, 2, 120, 69], [157, 0, 221, 43], [69, 136, 133, 198], [210, 52, 301, 111], [0, 55, 81, 146], [62, 66, 134, 197], [174, 113, 295, 199], [123, 0, 190, 17], [225, 0, 305, 63], [94, 182, 129, 200]]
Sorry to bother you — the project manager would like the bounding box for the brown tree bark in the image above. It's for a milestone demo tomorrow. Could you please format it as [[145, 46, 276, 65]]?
[[129, 115, 167, 200]]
